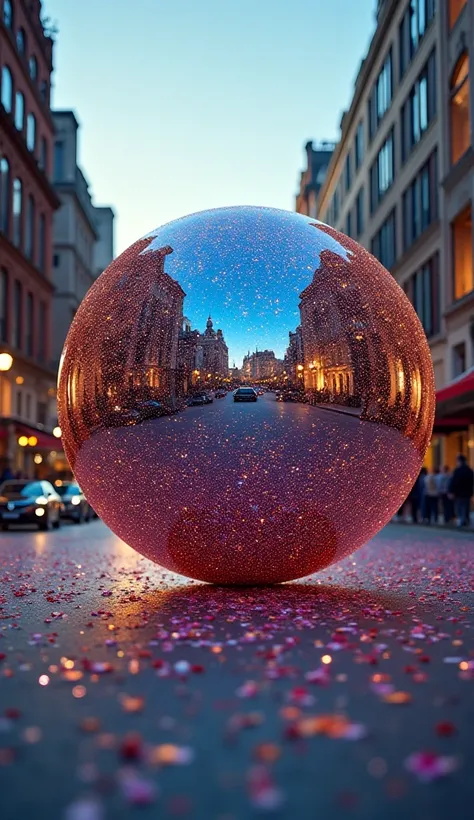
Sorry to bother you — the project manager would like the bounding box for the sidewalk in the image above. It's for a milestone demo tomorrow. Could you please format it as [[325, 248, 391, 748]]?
[[391, 515, 474, 533]]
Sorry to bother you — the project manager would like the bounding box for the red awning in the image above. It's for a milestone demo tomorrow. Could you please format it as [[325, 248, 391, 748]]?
[[15, 424, 62, 450], [436, 368, 474, 404]]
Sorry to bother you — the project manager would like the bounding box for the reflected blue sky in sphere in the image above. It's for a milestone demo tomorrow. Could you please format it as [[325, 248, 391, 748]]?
[[141, 207, 353, 366]]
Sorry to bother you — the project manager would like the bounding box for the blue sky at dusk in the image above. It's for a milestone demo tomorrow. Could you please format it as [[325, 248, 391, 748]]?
[[44, 0, 376, 259]]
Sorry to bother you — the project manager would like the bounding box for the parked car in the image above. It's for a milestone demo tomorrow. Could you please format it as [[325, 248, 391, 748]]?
[[137, 400, 164, 420], [215, 389, 227, 399], [188, 394, 207, 406], [0, 480, 62, 531], [234, 387, 258, 402], [56, 482, 91, 524], [188, 392, 213, 406]]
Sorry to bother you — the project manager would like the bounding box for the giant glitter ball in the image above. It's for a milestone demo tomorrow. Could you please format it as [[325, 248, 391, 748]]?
[[58, 206, 435, 584]]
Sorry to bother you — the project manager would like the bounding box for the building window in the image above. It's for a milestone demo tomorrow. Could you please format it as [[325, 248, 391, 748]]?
[[369, 49, 392, 140], [37, 401, 46, 426], [29, 55, 38, 82], [356, 188, 364, 236], [370, 209, 397, 270], [16, 390, 22, 418], [346, 211, 352, 238], [54, 141, 64, 181], [345, 154, 351, 192], [1, 65, 13, 113], [12, 178, 22, 248], [12, 280, 22, 349], [332, 186, 340, 223], [402, 150, 438, 250], [26, 113, 36, 153], [401, 50, 437, 162], [39, 80, 48, 103], [16, 27, 26, 55], [452, 342, 466, 377], [450, 53, 470, 166], [39, 137, 48, 173], [14, 90, 24, 131], [26, 194, 35, 260], [355, 121, 364, 170], [0, 156, 10, 235], [399, 0, 436, 77], [409, 254, 440, 337], [449, 0, 467, 28], [0, 268, 8, 343], [26, 292, 34, 357], [38, 302, 46, 362], [53, 253, 60, 267], [3, 0, 13, 28], [370, 128, 394, 213], [452, 204, 473, 300], [38, 213, 46, 272]]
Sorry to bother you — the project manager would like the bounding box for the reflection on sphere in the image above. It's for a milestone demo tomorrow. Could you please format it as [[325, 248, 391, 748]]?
[[58, 207, 435, 585]]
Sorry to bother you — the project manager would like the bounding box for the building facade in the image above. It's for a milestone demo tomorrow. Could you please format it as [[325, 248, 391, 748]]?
[[241, 349, 284, 382], [297, 0, 474, 468], [0, 0, 61, 479], [295, 140, 336, 217], [51, 110, 114, 368], [199, 317, 229, 381]]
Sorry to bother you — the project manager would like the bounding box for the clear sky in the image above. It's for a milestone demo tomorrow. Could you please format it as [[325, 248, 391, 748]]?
[[43, 0, 376, 257]]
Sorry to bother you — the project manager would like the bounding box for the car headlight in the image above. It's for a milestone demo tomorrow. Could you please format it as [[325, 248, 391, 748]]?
[[71, 496, 81, 506], [35, 496, 48, 505]]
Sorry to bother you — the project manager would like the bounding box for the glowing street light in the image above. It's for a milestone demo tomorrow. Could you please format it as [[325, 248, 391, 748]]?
[[53, 426, 62, 438], [0, 352, 13, 372]]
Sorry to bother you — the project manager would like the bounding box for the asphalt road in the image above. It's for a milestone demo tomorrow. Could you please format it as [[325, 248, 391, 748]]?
[[1, 518, 474, 820]]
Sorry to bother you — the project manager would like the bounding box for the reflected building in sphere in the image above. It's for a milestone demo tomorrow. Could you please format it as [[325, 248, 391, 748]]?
[[241, 349, 284, 382], [283, 326, 304, 385], [199, 317, 229, 380]]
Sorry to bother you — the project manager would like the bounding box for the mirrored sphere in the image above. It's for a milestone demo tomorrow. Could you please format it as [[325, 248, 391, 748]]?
[[58, 206, 435, 584]]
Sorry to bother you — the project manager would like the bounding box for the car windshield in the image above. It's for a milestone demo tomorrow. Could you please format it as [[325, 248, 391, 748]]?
[[239, 389, 254, 393], [56, 484, 80, 497], [0, 481, 42, 497]]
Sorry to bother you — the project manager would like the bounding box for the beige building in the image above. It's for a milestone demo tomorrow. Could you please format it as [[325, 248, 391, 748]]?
[[296, 0, 474, 469], [51, 110, 114, 367]]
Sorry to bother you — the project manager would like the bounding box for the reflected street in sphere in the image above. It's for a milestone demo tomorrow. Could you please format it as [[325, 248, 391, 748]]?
[[57, 207, 435, 584]]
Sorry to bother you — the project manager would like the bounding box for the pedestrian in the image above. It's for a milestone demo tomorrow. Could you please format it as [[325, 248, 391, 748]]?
[[424, 468, 439, 524], [408, 468, 426, 523], [437, 465, 453, 524], [0, 460, 14, 483], [448, 454, 474, 527]]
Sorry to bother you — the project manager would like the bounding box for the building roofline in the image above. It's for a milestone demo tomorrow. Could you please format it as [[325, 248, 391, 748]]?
[[316, 0, 397, 207]]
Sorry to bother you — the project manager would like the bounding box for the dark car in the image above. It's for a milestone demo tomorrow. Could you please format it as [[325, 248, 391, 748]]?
[[234, 388, 258, 402], [188, 392, 213, 406], [188, 394, 207, 406], [0, 480, 62, 531], [56, 482, 91, 524], [215, 389, 227, 399], [137, 400, 164, 420]]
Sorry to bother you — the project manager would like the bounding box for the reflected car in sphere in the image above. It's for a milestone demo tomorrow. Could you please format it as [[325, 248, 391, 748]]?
[[234, 387, 258, 402], [0, 480, 62, 530]]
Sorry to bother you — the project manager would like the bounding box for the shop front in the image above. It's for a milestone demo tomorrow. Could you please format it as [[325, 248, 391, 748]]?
[[0, 419, 70, 483], [428, 368, 474, 470]]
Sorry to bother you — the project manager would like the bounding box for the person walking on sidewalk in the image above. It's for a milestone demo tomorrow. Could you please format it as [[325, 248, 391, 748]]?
[[424, 468, 440, 524], [448, 454, 474, 528], [438, 465, 453, 524]]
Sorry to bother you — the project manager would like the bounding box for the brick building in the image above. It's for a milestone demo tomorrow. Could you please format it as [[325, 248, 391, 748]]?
[[296, 0, 474, 468], [0, 0, 61, 479]]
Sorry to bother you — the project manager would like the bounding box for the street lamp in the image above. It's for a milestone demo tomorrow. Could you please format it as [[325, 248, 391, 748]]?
[[0, 352, 13, 372], [0, 352, 13, 419]]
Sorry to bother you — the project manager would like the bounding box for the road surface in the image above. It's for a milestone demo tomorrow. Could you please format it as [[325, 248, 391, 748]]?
[[0, 517, 473, 819]]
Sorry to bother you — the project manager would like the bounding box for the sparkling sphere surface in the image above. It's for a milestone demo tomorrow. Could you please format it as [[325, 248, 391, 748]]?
[[58, 207, 435, 584]]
